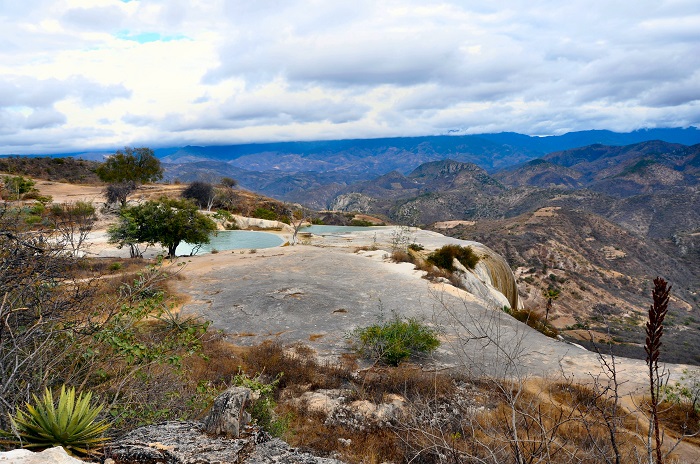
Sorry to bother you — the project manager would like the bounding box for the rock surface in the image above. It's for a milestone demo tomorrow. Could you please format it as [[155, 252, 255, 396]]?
[[202, 386, 251, 438], [0, 447, 89, 464], [105, 386, 344, 464], [105, 421, 344, 464]]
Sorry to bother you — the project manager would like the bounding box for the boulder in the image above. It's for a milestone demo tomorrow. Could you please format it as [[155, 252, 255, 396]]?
[[202, 386, 251, 438]]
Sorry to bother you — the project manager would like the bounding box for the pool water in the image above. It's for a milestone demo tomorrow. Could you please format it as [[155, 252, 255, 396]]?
[[176, 230, 284, 255], [301, 225, 388, 234]]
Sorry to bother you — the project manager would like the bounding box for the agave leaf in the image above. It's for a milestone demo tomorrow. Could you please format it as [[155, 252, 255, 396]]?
[[7, 384, 111, 457]]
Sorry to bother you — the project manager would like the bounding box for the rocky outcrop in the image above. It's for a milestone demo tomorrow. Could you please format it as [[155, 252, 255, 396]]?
[[202, 386, 251, 438], [105, 387, 345, 464], [105, 421, 343, 464]]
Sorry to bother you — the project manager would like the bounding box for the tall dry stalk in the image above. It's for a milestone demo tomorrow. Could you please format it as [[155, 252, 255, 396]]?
[[645, 277, 671, 464]]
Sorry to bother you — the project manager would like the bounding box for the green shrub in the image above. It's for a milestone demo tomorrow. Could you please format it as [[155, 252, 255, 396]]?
[[252, 208, 278, 221], [427, 244, 480, 272], [349, 219, 374, 227], [5, 386, 110, 456], [232, 372, 289, 437], [109, 262, 123, 272], [350, 316, 440, 366], [408, 243, 424, 252]]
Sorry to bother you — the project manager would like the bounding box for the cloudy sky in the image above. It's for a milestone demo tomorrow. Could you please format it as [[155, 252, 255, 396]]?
[[1, 0, 699, 154]]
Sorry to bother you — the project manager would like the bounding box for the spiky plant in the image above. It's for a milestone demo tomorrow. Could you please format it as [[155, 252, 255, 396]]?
[[645, 277, 671, 464], [7, 385, 110, 456]]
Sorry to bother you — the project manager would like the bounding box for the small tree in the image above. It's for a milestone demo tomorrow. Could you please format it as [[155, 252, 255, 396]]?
[[108, 198, 216, 258], [2, 175, 36, 200], [542, 286, 561, 321], [97, 147, 162, 205], [105, 181, 137, 207], [215, 177, 238, 210], [182, 181, 216, 211], [220, 177, 237, 188], [47, 201, 96, 256]]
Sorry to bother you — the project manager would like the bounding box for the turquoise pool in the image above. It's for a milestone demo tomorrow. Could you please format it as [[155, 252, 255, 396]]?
[[176, 230, 284, 255]]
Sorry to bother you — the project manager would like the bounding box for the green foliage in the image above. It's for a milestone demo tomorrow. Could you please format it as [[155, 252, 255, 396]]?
[[311, 217, 325, 225], [95, 147, 163, 184], [408, 243, 424, 251], [350, 315, 440, 366], [232, 372, 289, 437], [252, 207, 278, 221], [2, 175, 36, 199], [661, 368, 700, 412], [5, 386, 110, 456], [108, 197, 217, 258], [427, 244, 480, 272], [349, 219, 374, 227]]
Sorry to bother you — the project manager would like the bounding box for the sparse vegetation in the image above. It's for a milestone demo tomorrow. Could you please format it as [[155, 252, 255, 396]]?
[[503, 306, 559, 338]]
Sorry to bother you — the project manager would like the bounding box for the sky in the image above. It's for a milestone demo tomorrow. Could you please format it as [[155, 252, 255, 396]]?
[[1, 0, 699, 154]]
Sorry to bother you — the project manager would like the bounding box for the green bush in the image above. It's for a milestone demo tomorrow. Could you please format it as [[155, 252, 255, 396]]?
[[408, 243, 424, 251], [232, 372, 289, 437], [427, 244, 480, 272], [252, 208, 278, 221], [350, 316, 440, 366], [5, 386, 110, 456], [349, 219, 374, 227]]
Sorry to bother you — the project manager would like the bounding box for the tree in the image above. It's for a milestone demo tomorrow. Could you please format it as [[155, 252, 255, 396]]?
[[47, 201, 96, 256], [215, 177, 238, 210], [2, 175, 36, 200], [542, 286, 561, 321], [108, 197, 217, 258], [97, 147, 163, 205], [105, 181, 137, 207], [182, 181, 216, 211]]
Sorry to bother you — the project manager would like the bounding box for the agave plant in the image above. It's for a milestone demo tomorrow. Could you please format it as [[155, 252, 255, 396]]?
[[7, 385, 110, 456]]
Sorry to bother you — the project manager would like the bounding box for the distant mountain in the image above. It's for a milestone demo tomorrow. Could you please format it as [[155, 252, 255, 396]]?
[[154, 128, 700, 202], [495, 140, 700, 197]]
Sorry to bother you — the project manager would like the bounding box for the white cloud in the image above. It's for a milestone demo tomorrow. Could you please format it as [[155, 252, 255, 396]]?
[[1, 0, 699, 153]]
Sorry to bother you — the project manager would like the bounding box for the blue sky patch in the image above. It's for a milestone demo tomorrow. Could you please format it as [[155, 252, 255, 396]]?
[[116, 31, 186, 43]]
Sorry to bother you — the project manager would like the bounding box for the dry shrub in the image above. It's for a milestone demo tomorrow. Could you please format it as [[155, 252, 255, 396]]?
[[185, 337, 246, 386], [391, 250, 414, 264], [507, 308, 559, 338], [282, 402, 404, 463], [414, 259, 452, 281], [244, 341, 352, 395], [356, 366, 456, 403], [659, 401, 700, 442]]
